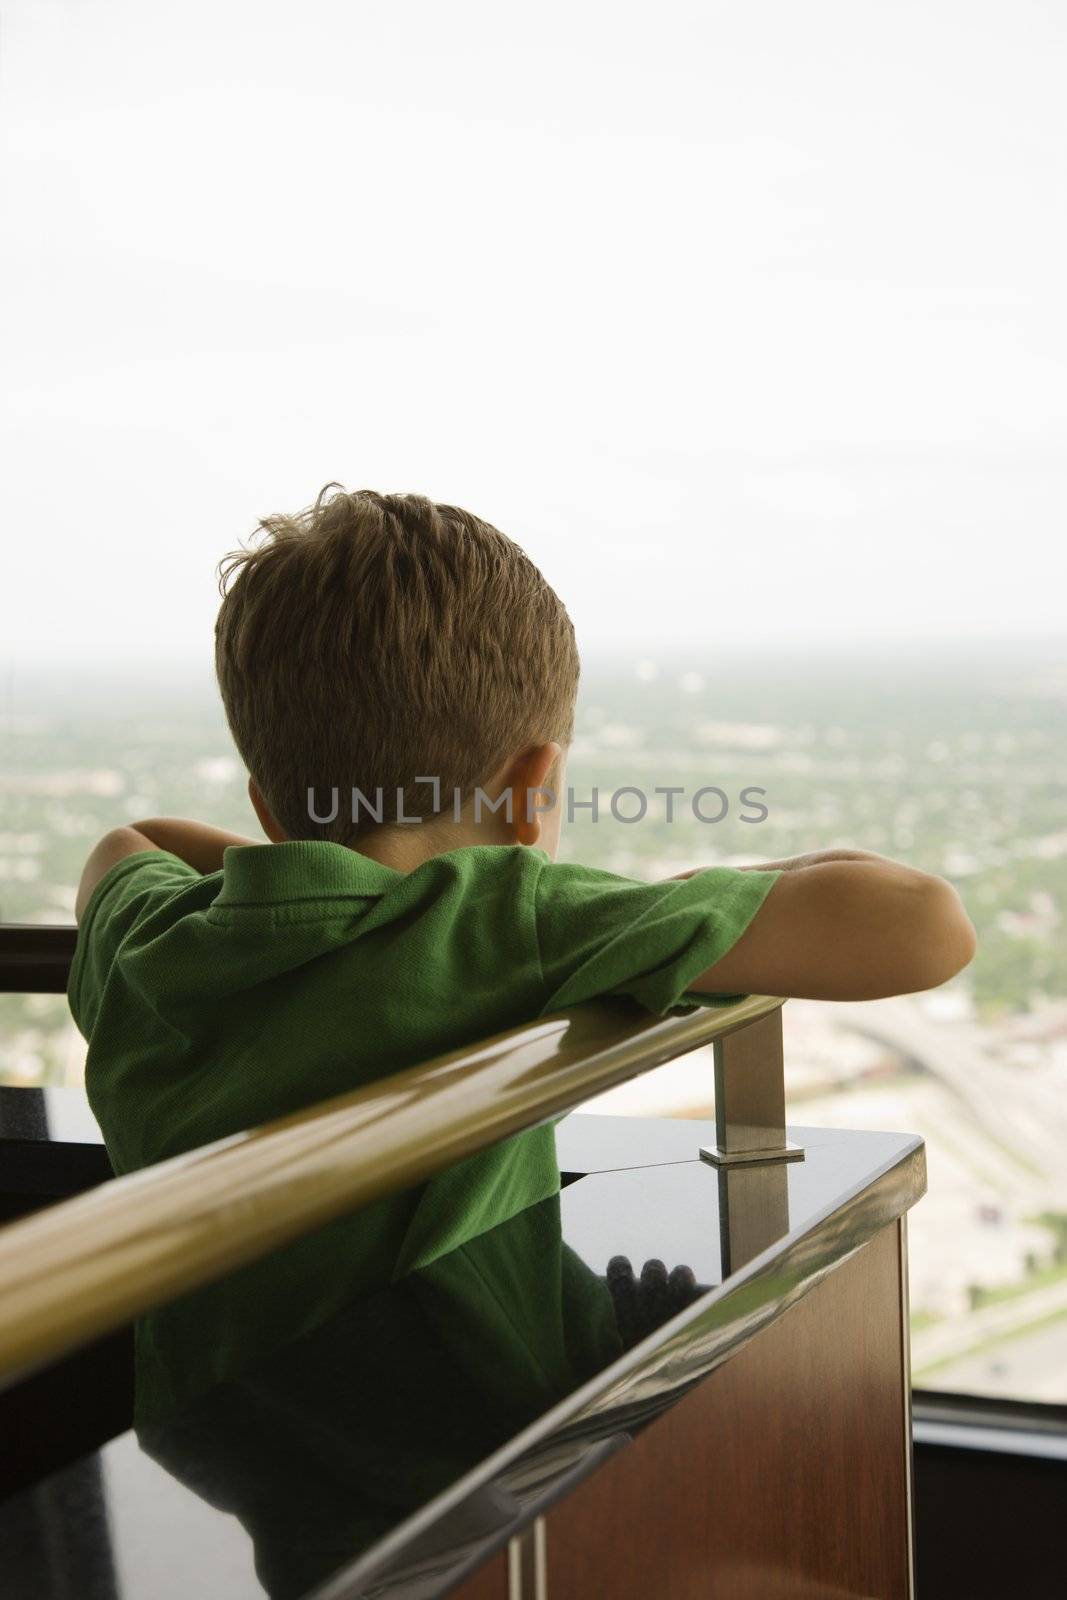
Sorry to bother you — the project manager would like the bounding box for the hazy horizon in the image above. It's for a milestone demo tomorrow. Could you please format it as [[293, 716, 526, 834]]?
[[4, 627, 1066, 688]]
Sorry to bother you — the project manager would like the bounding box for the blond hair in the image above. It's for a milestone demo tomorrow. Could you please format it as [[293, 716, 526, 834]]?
[[215, 485, 579, 842]]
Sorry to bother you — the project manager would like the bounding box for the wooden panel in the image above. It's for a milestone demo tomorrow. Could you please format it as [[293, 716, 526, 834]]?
[[449, 1546, 509, 1599], [545, 1220, 911, 1599]]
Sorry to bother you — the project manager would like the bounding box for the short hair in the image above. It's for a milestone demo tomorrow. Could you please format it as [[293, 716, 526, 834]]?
[[215, 485, 580, 842]]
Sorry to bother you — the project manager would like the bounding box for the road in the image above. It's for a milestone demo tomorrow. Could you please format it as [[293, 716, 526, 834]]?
[[912, 1276, 1067, 1372], [832, 997, 1067, 1206]]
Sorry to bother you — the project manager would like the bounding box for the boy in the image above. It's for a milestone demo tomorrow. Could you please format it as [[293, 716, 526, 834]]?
[[69, 486, 975, 1415]]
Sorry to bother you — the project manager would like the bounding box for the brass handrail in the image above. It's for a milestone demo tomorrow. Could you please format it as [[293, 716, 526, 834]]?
[[0, 993, 784, 1385]]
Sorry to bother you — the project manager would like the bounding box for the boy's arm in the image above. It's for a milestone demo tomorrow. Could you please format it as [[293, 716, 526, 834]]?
[[671, 847, 886, 878], [681, 852, 976, 1002], [75, 818, 261, 923]]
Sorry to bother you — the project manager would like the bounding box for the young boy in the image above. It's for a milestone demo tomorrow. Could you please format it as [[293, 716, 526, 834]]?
[[69, 486, 975, 1415]]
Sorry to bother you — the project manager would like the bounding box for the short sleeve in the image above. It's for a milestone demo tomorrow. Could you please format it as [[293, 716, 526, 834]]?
[[533, 861, 781, 1016], [68, 851, 201, 1037]]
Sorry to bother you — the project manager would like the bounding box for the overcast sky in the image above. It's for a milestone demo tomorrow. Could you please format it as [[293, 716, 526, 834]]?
[[2, 0, 1065, 669]]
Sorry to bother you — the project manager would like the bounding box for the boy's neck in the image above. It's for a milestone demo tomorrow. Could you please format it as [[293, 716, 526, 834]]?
[[349, 818, 514, 874]]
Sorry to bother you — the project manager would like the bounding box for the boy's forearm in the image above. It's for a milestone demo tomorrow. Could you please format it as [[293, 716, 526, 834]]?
[[671, 847, 885, 880], [684, 851, 977, 1001], [738, 847, 887, 872], [75, 817, 261, 922], [129, 818, 261, 874]]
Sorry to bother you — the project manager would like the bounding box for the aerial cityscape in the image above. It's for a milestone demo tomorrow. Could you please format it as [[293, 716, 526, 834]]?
[[2, 639, 1065, 1402]]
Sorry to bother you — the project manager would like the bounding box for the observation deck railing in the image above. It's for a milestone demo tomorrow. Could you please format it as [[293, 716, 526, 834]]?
[[0, 925, 797, 1385]]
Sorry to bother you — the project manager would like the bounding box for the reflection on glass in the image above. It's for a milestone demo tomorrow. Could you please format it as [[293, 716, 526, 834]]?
[[135, 1193, 704, 1599]]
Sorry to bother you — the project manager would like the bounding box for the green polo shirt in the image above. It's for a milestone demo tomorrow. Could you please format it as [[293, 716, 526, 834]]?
[[69, 840, 778, 1418]]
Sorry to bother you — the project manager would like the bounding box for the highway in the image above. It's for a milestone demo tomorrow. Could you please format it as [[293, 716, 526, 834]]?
[[832, 997, 1067, 1208]]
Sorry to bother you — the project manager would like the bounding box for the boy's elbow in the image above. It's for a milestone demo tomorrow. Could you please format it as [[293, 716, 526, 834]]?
[[910, 875, 977, 991], [843, 873, 976, 999], [75, 825, 158, 922]]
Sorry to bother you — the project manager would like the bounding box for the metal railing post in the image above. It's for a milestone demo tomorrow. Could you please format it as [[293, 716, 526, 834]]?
[[699, 1006, 803, 1168], [698, 1006, 802, 1276]]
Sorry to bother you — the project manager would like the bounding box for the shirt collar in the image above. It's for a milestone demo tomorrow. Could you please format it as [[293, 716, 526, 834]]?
[[214, 840, 400, 906]]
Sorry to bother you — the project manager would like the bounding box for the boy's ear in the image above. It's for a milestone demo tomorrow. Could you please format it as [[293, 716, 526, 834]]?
[[509, 742, 562, 847], [248, 779, 288, 843]]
